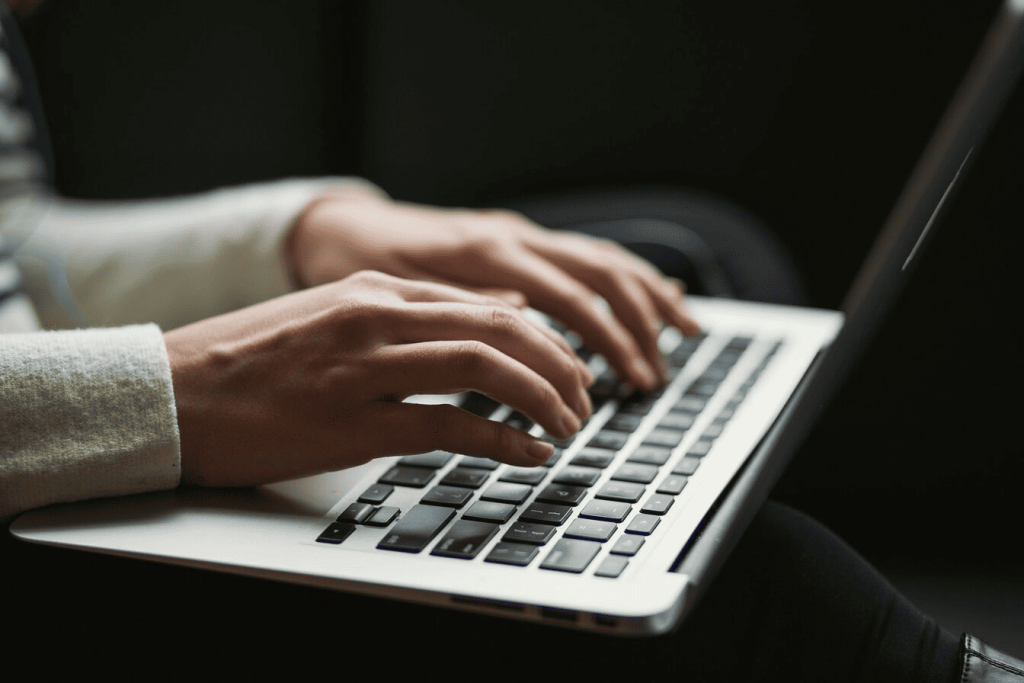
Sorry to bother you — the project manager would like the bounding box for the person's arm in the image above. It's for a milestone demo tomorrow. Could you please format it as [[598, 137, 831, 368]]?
[[0, 323, 179, 518], [9, 178, 385, 331]]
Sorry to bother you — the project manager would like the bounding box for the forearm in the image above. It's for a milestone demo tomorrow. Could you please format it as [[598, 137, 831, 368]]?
[[10, 177, 384, 330]]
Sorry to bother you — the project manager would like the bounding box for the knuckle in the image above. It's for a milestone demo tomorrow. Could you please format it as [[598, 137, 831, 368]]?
[[451, 339, 494, 374]]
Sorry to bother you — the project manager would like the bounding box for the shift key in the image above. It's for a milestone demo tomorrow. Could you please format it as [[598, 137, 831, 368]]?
[[377, 505, 455, 553]]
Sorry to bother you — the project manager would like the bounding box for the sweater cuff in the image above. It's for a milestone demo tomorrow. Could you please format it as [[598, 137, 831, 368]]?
[[0, 324, 179, 517]]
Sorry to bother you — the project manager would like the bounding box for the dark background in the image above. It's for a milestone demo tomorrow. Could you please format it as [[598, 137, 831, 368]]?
[[15, 0, 1023, 562]]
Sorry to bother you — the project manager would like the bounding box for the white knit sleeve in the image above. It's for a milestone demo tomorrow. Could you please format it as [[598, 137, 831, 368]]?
[[11, 177, 386, 331], [0, 323, 179, 517]]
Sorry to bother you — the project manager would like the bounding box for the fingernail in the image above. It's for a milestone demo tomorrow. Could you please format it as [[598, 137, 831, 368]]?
[[575, 386, 592, 420], [527, 438, 555, 463], [632, 358, 658, 390]]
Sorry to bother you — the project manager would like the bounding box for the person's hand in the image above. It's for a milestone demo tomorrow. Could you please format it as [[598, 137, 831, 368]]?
[[165, 270, 592, 487], [286, 189, 701, 390]]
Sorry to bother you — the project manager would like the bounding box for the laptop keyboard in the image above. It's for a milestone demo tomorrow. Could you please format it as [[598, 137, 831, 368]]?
[[317, 331, 781, 578]]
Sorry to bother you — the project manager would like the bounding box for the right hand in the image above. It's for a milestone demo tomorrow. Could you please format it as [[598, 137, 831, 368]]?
[[164, 270, 593, 488]]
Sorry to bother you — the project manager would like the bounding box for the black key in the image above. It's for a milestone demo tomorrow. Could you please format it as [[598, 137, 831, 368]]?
[[365, 506, 401, 527], [461, 391, 500, 417], [553, 466, 602, 487], [499, 467, 548, 485], [485, 542, 540, 567], [570, 448, 616, 469], [658, 412, 694, 431], [398, 451, 454, 469], [588, 430, 629, 451], [480, 482, 532, 505], [628, 445, 673, 466], [503, 522, 557, 545], [421, 485, 474, 508], [610, 534, 645, 556], [656, 475, 688, 495], [540, 449, 563, 468], [540, 538, 602, 573], [564, 518, 616, 542], [358, 483, 394, 504], [625, 514, 661, 536], [377, 505, 455, 552], [316, 522, 356, 545], [594, 555, 629, 578], [462, 501, 517, 524], [673, 456, 701, 475], [643, 428, 684, 448], [702, 423, 725, 439], [595, 480, 646, 503], [611, 462, 660, 484], [440, 467, 491, 489], [337, 502, 375, 524], [535, 483, 588, 506], [518, 502, 573, 526], [379, 466, 435, 488], [459, 456, 501, 470], [579, 500, 632, 523], [673, 396, 706, 414], [431, 520, 500, 559], [504, 410, 534, 431], [686, 440, 714, 458], [603, 413, 644, 432], [685, 380, 719, 397], [641, 494, 675, 515]]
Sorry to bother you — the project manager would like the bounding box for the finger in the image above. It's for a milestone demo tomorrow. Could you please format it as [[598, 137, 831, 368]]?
[[369, 402, 555, 467], [369, 340, 583, 439], [475, 249, 660, 390]]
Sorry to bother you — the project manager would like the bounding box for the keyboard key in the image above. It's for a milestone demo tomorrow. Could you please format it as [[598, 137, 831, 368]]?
[[673, 456, 701, 475], [604, 413, 644, 432], [431, 520, 500, 559], [640, 494, 675, 515], [657, 412, 695, 431], [398, 451, 454, 469], [579, 500, 632, 523], [643, 429, 684, 448], [518, 502, 573, 526], [673, 397, 706, 414], [594, 555, 629, 578], [462, 501, 517, 524], [625, 514, 661, 536], [610, 534, 645, 556], [365, 506, 401, 527], [564, 518, 616, 542], [540, 538, 602, 573], [379, 466, 435, 488], [358, 483, 394, 504], [571, 448, 616, 469], [536, 483, 588, 506], [461, 391, 500, 417], [377, 505, 455, 552], [503, 522, 558, 545], [504, 411, 534, 431], [656, 475, 688, 495], [440, 467, 491, 489], [459, 457, 502, 470], [499, 467, 548, 485], [686, 440, 714, 458], [595, 481, 646, 503], [316, 522, 356, 545], [421, 485, 474, 508], [553, 466, 602, 487], [627, 445, 673, 466], [588, 430, 630, 451], [337, 502, 375, 524], [611, 462, 660, 484], [486, 542, 540, 567], [480, 482, 533, 504]]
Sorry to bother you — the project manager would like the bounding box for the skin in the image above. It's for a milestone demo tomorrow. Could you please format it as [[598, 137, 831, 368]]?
[[166, 188, 701, 488]]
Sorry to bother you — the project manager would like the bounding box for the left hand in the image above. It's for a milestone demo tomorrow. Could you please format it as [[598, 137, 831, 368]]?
[[286, 189, 702, 389]]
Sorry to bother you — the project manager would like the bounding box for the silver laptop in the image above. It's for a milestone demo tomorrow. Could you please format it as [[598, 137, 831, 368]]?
[[12, 0, 1024, 637]]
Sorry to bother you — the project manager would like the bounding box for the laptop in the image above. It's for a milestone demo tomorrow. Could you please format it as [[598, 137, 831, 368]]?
[[11, 0, 1024, 637]]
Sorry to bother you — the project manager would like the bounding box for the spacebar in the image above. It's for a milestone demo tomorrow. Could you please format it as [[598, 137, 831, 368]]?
[[377, 504, 456, 553]]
